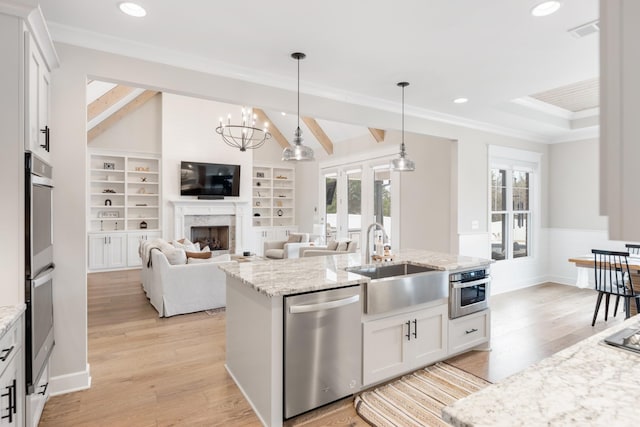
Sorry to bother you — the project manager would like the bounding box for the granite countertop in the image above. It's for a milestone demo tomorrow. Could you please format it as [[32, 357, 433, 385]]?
[[218, 249, 492, 297], [442, 315, 640, 426], [0, 304, 26, 337]]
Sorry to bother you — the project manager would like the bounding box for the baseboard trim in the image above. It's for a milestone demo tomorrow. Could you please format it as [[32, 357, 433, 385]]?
[[49, 363, 92, 396]]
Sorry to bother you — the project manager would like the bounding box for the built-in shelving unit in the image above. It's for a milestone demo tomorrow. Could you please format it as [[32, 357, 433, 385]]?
[[252, 165, 295, 227], [88, 151, 162, 270]]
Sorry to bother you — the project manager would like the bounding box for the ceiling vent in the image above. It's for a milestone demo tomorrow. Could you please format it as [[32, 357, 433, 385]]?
[[568, 20, 599, 38]]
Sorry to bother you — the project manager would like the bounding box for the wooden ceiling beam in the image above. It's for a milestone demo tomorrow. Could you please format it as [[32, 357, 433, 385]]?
[[87, 84, 135, 122], [88, 90, 158, 142], [302, 117, 334, 155], [369, 128, 386, 143], [253, 108, 290, 149]]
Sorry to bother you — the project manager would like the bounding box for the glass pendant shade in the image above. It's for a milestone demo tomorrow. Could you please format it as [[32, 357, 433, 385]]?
[[283, 52, 315, 162], [390, 81, 415, 172], [282, 126, 314, 161]]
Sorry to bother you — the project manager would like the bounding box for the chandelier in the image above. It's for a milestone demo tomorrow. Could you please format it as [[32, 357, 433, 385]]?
[[216, 107, 271, 152]]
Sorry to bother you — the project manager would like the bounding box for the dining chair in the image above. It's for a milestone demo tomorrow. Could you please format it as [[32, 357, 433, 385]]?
[[591, 249, 640, 326], [625, 243, 640, 255]]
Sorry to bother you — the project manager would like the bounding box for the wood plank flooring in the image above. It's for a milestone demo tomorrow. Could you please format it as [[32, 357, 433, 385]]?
[[40, 272, 623, 426]]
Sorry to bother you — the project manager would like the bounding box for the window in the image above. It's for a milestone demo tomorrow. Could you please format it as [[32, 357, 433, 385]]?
[[324, 173, 337, 241], [489, 147, 540, 260], [347, 169, 362, 242], [373, 166, 392, 247]]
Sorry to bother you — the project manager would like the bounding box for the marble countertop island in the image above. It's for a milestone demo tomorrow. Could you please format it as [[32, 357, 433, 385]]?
[[0, 304, 26, 337], [443, 315, 640, 426], [218, 249, 492, 297]]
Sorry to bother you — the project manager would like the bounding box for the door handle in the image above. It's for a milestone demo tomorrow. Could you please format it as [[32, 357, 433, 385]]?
[[405, 320, 411, 341], [40, 125, 50, 152], [412, 319, 418, 339]]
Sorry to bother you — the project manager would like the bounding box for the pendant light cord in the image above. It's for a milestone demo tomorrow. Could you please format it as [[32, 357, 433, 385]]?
[[297, 56, 300, 130], [401, 84, 405, 150]]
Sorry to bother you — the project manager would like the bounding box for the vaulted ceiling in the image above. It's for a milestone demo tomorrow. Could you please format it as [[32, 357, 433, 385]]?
[[43, 0, 599, 143]]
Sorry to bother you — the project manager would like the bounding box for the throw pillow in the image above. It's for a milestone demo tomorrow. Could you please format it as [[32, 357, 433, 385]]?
[[172, 238, 198, 252], [327, 240, 339, 251], [346, 240, 358, 252], [337, 240, 350, 252], [287, 234, 301, 243], [186, 251, 211, 259], [158, 241, 187, 265]]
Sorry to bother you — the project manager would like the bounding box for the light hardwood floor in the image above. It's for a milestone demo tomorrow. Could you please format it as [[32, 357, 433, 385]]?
[[40, 271, 622, 426]]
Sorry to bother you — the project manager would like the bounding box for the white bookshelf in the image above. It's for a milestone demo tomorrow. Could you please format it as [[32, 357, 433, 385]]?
[[252, 165, 295, 227]]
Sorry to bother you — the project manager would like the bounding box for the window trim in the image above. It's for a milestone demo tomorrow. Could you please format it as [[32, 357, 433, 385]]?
[[488, 146, 541, 262]]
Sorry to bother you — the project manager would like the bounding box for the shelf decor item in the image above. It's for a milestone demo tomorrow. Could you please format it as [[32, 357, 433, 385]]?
[[216, 107, 272, 152], [277, 209, 284, 217], [98, 211, 119, 218], [104, 199, 112, 206], [256, 172, 265, 178], [140, 221, 148, 229], [103, 162, 115, 170]]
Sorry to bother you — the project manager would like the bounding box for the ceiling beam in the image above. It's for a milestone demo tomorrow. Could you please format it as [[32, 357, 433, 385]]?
[[369, 128, 386, 143], [88, 90, 159, 142], [302, 117, 334, 155], [253, 108, 290, 149], [87, 84, 135, 122]]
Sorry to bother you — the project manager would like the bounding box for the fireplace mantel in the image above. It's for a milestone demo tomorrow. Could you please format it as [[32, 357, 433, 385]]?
[[170, 199, 250, 253]]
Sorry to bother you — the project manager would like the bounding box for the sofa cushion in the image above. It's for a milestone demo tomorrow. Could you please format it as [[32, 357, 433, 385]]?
[[327, 240, 339, 251], [336, 240, 350, 252], [287, 234, 301, 243], [346, 240, 358, 252], [186, 250, 211, 259], [265, 248, 284, 259]]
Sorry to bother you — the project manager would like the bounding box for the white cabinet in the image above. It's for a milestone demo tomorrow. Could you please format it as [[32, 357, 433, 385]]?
[[88, 233, 127, 270], [252, 165, 295, 227], [127, 231, 161, 267], [252, 226, 298, 256], [0, 313, 24, 427], [448, 309, 490, 355], [362, 303, 448, 386], [25, 30, 52, 162], [26, 361, 48, 427], [600, 1, 640, 240]]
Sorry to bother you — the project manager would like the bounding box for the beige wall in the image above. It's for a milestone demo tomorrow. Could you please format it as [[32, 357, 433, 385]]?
[[549, 138, 606, 230]]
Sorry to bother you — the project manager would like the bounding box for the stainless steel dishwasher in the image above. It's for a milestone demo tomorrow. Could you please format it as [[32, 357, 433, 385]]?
[[284, 285, 362, 419]]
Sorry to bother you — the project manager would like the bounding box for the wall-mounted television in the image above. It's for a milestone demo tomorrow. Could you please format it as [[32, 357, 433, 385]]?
[[180, 161, 241, 198]]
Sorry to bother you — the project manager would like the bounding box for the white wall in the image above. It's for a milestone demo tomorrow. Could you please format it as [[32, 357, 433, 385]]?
[[89, 93, 162, 154], [161, 94, 253, 240]]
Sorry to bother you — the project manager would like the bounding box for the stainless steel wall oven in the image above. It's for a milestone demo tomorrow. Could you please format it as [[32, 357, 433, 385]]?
[[25, 152, 55, 394], [449, 268, 490, 319]]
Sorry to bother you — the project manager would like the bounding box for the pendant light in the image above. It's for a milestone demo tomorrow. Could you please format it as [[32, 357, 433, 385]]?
[[390, 81, 415, 172], [282, 52, 315, 161]]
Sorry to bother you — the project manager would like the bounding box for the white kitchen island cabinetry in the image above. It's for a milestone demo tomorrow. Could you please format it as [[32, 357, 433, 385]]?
[[0, 306, 25, 427], [362, 302, 448, 387]]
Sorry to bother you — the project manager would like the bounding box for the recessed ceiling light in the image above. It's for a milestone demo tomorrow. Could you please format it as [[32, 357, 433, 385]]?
[[453, 98, 468, 104], [119, 2, 147, 17], [531, 1, 561, 17]]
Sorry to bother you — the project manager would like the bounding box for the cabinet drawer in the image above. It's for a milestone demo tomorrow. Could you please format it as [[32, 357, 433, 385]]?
[[0, 319, 23, 377], [449, 309, 490, 355]]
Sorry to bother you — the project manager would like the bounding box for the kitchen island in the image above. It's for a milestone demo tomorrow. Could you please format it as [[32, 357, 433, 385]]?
[[442, 315, 640, 426], [219, 249, 491, 427]]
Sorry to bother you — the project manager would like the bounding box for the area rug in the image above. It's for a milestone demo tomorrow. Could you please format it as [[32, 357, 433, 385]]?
[[354, 362, 491, 427]]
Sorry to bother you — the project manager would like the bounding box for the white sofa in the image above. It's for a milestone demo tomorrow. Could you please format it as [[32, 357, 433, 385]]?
[[140, 240, 236, 317], [299, 240, 359, 257]]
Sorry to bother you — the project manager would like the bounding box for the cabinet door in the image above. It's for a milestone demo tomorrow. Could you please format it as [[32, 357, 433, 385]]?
[[0, 347, 24, 427], [107, 234, 127, 268], [127, 232, 161, 267], [448, 309, 490, 355], [405, 304, 448, 371], [24, 32, 50, 161], [362, 314, 408, 386], [88, 235, 108, 270]]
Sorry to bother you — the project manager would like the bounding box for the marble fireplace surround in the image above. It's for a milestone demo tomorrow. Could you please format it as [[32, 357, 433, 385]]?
[[170, 200, 250, 254]]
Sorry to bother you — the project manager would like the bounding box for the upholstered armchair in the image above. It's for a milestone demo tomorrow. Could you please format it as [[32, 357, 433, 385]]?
[[263, 232, 311, 259], [299, 239, 359, 257]]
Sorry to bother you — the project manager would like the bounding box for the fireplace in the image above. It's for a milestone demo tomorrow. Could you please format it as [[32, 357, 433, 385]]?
[[191, 226, 229, 251]]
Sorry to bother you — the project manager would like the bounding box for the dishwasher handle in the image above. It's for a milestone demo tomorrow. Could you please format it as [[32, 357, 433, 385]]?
[[289, 294, 360, 314]]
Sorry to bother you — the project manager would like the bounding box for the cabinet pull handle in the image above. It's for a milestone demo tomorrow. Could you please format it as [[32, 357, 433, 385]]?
[[40, 126, 50, 152], [38, 382, 49, 396], [0, 380, 14, 422], [405, 320, 411, 341], [0, 346, 14, 362], [109, 236, 111, 244], [412, 319, 418, 339], [465, 328, 478, 334], [11, 379, 16, 415]]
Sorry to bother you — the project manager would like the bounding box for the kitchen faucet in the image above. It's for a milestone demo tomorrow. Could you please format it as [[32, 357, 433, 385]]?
[[366, 222, 389, 262]]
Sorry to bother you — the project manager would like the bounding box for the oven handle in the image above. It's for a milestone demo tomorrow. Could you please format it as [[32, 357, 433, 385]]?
[[451, 277, 490, 289], [32, 175, 54, 188], [32, 266, 55, 288]]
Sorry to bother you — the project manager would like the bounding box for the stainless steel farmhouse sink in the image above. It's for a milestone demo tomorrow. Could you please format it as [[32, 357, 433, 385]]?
[[346, 262, 448, 314]]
